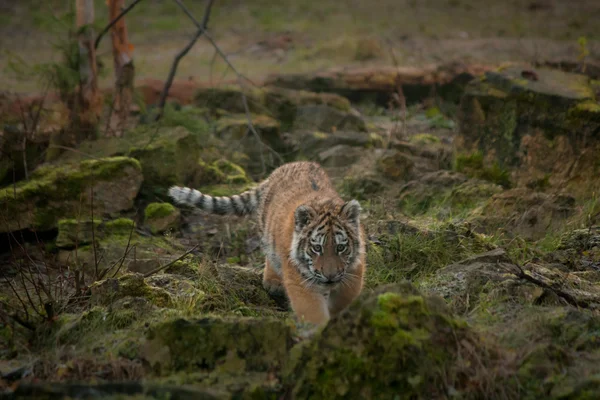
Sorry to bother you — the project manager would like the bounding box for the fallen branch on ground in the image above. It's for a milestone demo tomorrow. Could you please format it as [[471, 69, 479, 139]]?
[[143, 245, 200, 277]]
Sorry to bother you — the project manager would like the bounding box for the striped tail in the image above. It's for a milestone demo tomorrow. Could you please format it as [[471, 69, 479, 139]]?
[[168, 184, 263, 216]]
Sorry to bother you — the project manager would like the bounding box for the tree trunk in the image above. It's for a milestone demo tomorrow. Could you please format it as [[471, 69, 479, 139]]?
[[107, 0, 135, 137], [46, 0, 101, 161], [76, 0, 101, 142]]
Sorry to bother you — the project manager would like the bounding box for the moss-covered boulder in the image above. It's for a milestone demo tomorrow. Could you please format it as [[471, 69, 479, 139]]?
[[194, 85, 266, 115], [193, 158, 251, 187], [0, 157, 142, 233], [264, 86, 351, 130], [285, 283, 506, 399], [339, 173, 385, 201], [0, 125, 50, 187], [59, 123, 215, 192], [127, 127, 205, 189], [90, 273, 172, 308], [285, 130, 384, 161], [265, 63, 493, 106], [420, 248, 523, 312], [55, 219, 102, 248], [145, 202, 180, 234], [470, 188, 575, 240], [57, 220, 183, 274], [292, 104, 366, 132], [194, 85, 354, 132], [457, 64, 600, 197], [55, 217, 140, 249], [317, 144, 364, 168], [215, 114, 285, 175], [376, 150, 416, 181], [142, 316, 294, 375]]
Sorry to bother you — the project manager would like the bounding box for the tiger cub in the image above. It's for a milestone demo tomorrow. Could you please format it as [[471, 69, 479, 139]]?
[[168, 161, 366, 325]]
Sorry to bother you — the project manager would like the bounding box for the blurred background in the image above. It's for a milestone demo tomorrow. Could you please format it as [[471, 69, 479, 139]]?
[[2, 0, 599, 93]]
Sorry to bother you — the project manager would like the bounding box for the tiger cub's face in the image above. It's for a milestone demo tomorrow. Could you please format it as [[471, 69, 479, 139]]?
[[291, 200, 362, 287]]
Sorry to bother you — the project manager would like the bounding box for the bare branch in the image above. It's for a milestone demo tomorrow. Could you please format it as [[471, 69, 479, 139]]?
[[172, 0, 282, 172], [155, 0, 215, 119], [173, 0, 256, 87], [143, 245, 199, 278], [90, 179, 99, 280], [94, 0, 145, 50]]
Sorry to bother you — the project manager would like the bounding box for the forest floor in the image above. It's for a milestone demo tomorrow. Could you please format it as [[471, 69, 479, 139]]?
[[1, 1, 600, 399]]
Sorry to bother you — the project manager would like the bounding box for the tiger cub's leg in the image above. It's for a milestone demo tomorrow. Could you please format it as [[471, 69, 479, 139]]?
[[328, 264, 365, 317], [262, 258, 284, 296], [284, 278, 329, 325]]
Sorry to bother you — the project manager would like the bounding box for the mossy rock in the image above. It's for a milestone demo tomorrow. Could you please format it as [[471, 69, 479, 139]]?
[[285, 283, 505, 399], [376, 150, 415, 181], [419, 248, 521, 313], [397, 170, 469, 214], [557, 226, 600, 252], [409, 133, 442, 145], [59, 123, 215, 193], [0, 157, 142, 233], [142, 316, 294, 375], [193, 84, 352, 131], [339, 173, 385, 201], [55, 218, 136, 249], [292, 104, 367, 133], [194, 85, 266, 114], [317, 144, 364, 168], [90, 273, 172, 308], [55, 219, 102, 248], [263, 86, 351, 130], [472, 188, 576, 240], [454, 151, 511, 188], [285, 130, 384, 161], [0, 125, 49, 187], [215, 114, 284, 176], [58, 228, 181, 276], [127, 126, 206, 190], [448, 179, 504, 208], [193, 158, 251, 187], [145, 203, 180, 235], [457, 64, 600, 196]]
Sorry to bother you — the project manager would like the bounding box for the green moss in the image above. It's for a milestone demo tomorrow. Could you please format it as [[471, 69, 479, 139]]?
[[160, 104, 211, 136], [143, 317, 293, 374], [104, 218, 135, 236], [145, 203, 176, 220], [376, 150, 415, 181], [339, 174, 384, 201], [213, 159, 250, 184], [409, 133, 441, 145], [286, 283, 504, 399], [455, 151, 511, 188], [56, 218, 102, 248], [194, 85, 266, 114], [198, 183, 254, 197], [0, 157, 142, 232], [90, 273, 173, 308]]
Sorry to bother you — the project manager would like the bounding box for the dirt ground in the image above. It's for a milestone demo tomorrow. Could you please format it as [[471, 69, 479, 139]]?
[[1, 0, 599, 94]]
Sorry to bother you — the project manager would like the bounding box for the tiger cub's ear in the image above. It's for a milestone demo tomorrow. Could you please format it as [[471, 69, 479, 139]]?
[[340, 199, 361, 226], [294, 204, 316, 232]]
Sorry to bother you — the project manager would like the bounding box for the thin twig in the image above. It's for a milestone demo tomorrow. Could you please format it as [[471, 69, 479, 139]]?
[[155, 0, 215, 119], [90, 179, 98, 280], [164, 0, 283, 174], [143, 245, 199, 278], [173, 0, 256, 87], [11, 313, 36, 331], [46, 145, 100, 160], [102, 218, 136, 279], [94, 0, 145, 50]]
